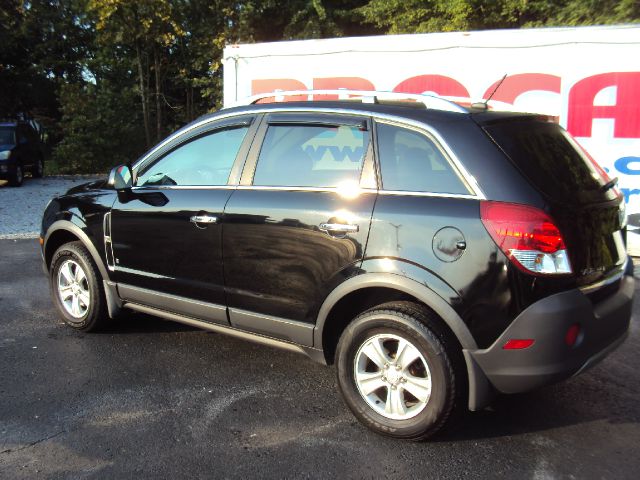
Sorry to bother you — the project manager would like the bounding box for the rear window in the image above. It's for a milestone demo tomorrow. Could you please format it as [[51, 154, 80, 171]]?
[[484, 121, 613, 204]]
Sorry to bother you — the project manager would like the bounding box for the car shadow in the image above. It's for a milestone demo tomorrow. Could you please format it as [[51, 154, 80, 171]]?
[[434, 379, 640, 442]]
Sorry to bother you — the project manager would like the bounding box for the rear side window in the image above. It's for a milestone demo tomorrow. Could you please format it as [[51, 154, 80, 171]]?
[[253, 124, 368, 188], [376, 123, 469, 195], [484, 121, 611, 203]]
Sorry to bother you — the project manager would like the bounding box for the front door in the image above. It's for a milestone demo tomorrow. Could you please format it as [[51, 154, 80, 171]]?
[[222, 113, 377, 340], [110, 117, 255, 322]]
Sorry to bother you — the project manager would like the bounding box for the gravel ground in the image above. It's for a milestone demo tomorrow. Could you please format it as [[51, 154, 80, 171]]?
[[0, 176, 103, 239]]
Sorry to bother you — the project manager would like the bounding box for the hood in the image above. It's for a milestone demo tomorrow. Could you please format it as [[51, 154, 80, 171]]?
[[65, 178, 108, 195]]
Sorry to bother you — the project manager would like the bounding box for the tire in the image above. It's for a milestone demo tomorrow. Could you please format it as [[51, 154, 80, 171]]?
[[336, 301, 462, 441], [32, 156, 44, 178], [8, 164, 23, 187], [50, 241, 109, 331]]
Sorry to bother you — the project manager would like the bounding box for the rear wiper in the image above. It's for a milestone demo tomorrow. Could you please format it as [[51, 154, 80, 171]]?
[[601, 176, 618, 192]]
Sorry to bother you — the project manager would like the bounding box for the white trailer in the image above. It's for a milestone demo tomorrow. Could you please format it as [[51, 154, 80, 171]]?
[[223, 25, 640, 255]]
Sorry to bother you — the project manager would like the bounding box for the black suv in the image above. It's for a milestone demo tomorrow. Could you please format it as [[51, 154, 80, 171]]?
[[0, 121, 45, 186], [40, 91, 635, 440]]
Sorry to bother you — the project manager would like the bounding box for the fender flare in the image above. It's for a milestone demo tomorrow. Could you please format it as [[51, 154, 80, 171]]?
[[313, 272, 494, 410], [44, 220, 110, 281], [313, 272, 478, 351]]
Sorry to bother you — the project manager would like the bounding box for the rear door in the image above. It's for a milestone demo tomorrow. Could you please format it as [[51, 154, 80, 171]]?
[[222, 112, 377, 342]]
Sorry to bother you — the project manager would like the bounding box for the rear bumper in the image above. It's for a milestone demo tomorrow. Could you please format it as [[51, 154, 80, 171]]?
[[468, 274, 635, 395]]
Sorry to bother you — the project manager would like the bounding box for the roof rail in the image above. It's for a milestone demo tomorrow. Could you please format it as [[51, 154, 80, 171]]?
[[231, 89, 468, 114]]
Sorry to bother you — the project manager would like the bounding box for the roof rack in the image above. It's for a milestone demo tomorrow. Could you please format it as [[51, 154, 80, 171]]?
[[231, 89, 469, 114]]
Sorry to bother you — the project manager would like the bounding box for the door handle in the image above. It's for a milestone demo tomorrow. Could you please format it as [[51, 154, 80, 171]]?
[[319, 223, 359, 234], [190, 215, 218, 224]]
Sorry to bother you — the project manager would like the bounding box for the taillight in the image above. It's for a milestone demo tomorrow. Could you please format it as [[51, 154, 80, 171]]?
[[480, 201, 572, 275]]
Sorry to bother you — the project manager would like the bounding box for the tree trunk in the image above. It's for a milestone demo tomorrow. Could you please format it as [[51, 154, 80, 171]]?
[[154, 46, 162, 142], [136, 42, 151, 149]]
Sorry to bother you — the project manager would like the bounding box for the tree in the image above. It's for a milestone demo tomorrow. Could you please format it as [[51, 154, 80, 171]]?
[[88, 0, 185, 145], [357, 0, 639, 34]]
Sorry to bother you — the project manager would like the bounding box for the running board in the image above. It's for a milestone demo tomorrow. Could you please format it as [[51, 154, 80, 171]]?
[[124, 302, 307, 355]]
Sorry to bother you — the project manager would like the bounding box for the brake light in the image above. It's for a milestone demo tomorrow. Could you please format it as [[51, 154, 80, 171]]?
[[480, 201, 572, 275]]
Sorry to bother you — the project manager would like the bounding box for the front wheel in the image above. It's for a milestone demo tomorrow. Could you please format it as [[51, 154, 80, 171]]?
[[50, 241, 109, 331], [336, 301, 462, 440], [8, 164, 23, 186]]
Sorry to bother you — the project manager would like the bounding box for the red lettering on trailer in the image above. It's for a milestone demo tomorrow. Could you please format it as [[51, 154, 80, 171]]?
[[482, 73, 561, 103], [312, 77, 376, 99], [567, 72, 640, 139], [392, 75, 469, 97], [251, 73, 640, 141], [251, 79, 307, 102]]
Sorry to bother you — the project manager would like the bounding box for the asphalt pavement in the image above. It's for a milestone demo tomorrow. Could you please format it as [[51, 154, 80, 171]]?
[[0, 239, 639, 479]]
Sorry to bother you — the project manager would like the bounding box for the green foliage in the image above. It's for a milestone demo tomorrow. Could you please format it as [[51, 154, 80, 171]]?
[[53, 82, 145, 173], [357, 0, 640, 34]]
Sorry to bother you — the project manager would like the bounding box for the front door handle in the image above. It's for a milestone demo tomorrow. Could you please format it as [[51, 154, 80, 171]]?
[[190, 215, 218, 224], [319, 223, 359, 234]]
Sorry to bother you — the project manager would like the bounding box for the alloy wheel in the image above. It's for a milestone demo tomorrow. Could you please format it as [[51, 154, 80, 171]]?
[[57, 259, 91, 319], [354, 333, 432, 420]]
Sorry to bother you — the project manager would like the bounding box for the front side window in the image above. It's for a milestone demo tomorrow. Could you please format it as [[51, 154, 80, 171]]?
[[253, 124, 369, 188], [136, 126, 248, 187], [377, 123, 469, 195]]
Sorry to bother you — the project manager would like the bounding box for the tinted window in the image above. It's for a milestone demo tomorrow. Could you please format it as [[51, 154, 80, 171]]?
[[0, 128, 15, 145], [377, 123, 469, 195], [137, 126, 248, 187], [484, 121, 612, 204], [253, 124, 368, 188]]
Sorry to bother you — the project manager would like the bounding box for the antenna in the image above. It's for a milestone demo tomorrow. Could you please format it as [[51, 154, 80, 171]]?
[[484, 74, 508, 105]]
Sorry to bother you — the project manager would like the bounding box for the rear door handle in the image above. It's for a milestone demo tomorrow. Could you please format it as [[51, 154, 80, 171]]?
[[190, 215, 218, 224], [319, 223, 359, 234]]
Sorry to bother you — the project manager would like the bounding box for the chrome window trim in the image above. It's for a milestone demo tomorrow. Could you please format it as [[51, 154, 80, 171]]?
[[131, 184, 236, 191], [131, 106, 484, 199], [373, 118, 484, 198], [128, 182, 479, 199], [378, 190, 479, 200]]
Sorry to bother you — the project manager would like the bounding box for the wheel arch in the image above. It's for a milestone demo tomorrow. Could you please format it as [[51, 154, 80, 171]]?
[[315, 273, 477, 356], [44, 220, 110, 281], [314, 273, 494, 411]]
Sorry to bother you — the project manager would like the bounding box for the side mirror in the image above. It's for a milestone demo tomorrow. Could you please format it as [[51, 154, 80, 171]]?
[[108, 164, 133, 190]]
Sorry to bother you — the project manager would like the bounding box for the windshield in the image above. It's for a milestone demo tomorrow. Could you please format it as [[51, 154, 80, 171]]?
[[0, 127, 16, 145]]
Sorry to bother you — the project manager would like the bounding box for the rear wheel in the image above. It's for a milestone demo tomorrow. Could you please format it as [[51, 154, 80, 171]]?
[[336, 301, 462, 440], [50, 241, 109, 331], [8, 164, 23, 187]]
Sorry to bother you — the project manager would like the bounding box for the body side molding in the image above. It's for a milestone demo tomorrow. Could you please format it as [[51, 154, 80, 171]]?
[[117, 283, 228, 325], [125, 302, 308, 355], [229, 308, 314, 346]]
